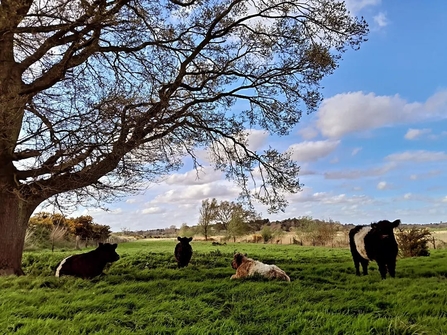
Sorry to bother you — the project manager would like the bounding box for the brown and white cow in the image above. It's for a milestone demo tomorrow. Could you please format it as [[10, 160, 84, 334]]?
[[230, 253, 290, 281]]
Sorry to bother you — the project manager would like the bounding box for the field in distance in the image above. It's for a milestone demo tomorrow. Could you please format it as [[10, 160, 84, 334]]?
[[1, 240, 447, 334]]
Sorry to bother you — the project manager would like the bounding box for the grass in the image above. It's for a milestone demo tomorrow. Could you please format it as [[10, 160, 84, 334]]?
[[1, 241, 447, 334]]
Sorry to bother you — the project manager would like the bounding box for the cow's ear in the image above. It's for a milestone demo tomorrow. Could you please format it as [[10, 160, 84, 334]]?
[[392, 219, 401, 228], [188, 237, 193, 242], [112, 243, 118, 249], [177, 236, 181, 241], [99, 242, 104, 247]]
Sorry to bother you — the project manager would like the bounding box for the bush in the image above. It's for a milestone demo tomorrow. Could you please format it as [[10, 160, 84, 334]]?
[[260, 226, 273, 243], [396, 227, 432, 257]]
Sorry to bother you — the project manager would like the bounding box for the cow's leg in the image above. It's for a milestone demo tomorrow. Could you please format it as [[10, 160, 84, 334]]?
[[353, 256, 361, 276], [378, 262, 387, 279], [387, 259, 396, 278], [360, 259, 369, 275]]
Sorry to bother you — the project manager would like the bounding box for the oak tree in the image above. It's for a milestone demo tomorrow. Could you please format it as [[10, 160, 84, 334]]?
[[0, 0, 368, 275]]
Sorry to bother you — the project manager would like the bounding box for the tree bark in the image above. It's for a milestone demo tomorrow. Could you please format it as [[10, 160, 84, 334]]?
[[0, 193, 36, 276]]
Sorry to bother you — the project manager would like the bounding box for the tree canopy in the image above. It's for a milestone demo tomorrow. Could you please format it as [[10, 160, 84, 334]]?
[[0, 0, 368, 275]]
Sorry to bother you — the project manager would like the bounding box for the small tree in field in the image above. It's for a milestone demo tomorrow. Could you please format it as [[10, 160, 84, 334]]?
[[295, 216, 317, 245], [226, 204, 251, 242], [213, 200, 259, 241], [396, 228, 432, 257], [198, 198, 218, 241], [0, 0, 368, 275], [260, 225, 273, 243], [214, 201, 234, 232], [178, 223, 194, 238]]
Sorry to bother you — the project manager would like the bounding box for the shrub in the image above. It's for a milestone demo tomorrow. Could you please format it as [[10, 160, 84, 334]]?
[[396, 227, 432, 257], [260, 226, 273, 243]]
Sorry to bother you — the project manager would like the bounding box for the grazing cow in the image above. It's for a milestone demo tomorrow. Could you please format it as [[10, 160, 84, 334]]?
[[230, 253, 290, 282], [55, 243, 120, 279], [349, 219, 401, 279], [174, 237, 193, 268]]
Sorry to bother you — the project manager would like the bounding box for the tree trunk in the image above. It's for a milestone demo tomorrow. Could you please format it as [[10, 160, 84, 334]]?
[[0, 194, 36, 276]]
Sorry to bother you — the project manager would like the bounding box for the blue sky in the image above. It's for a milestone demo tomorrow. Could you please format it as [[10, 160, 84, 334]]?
[[70, 0, 447, 231]]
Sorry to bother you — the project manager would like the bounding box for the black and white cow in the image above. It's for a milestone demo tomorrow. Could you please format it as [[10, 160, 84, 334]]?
[[55, 243, 120, 279], [349, 219, 401, 279], [174, 237, 193, 268]]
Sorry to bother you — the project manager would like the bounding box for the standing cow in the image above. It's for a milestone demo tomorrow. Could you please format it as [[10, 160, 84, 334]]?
[[349, 219, 401, 279], [174, 237, 193, 268], [55, 243, 120, 279]]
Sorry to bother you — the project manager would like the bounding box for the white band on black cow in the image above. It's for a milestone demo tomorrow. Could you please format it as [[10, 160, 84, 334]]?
[[354, 226, 372, 260]]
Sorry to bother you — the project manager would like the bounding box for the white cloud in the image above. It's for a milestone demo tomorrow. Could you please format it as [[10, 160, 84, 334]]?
[[373, 12, 388, 27], [298, 127, 319, 140], [150, 182, 240, 204], [280, 187, 374, 207], [352, 147, 362, 156], [141, 206, 165, 214], [300, 168, 318, 175], [325, 163, 396, 179], [386, 150, 447, 163], [246, 129, 269, 151], [315, 90, 447, 138], [344, 0, 381, 14], [287, 140, 340, 162], [164, 167, 222, 185], [377, 181, 388, 190], [126, 198, 137, 204], [428, 130, 447, 140], [404, 128, 431, 140], [409, 170, 442, 180], [400, 193, 432, 202]]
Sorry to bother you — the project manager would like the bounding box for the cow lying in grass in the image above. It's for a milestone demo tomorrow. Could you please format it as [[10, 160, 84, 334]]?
[[349, 219, 401, 279], [174, 237, 193, 268], [55, 243, 120, 279], [230, 253, 290, 281]]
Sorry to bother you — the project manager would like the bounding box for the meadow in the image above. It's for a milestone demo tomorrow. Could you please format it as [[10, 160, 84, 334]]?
[[1, 240, 447, 335]]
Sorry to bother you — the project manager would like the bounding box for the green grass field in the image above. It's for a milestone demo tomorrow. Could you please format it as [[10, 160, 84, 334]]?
[[1, 240, 447, 335]]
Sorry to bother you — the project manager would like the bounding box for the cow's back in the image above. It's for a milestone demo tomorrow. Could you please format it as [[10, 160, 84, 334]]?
[[175, 243, 192, 259], [55, 247, 115, 278], [56, 252, 97, 278], [175, 243, 192, 266]]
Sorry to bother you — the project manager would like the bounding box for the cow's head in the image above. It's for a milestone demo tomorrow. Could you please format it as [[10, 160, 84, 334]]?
[[371, 219, 401, 238], [177, 236, 193, 244], [231, 253, 247, 269], [97, 243, 120, 262]]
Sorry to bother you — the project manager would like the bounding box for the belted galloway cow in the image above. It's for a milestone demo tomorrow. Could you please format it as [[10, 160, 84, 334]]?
[[349, 219, 400, 279], [174, 237, 193, 268], [55, 243, 120, 279]]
